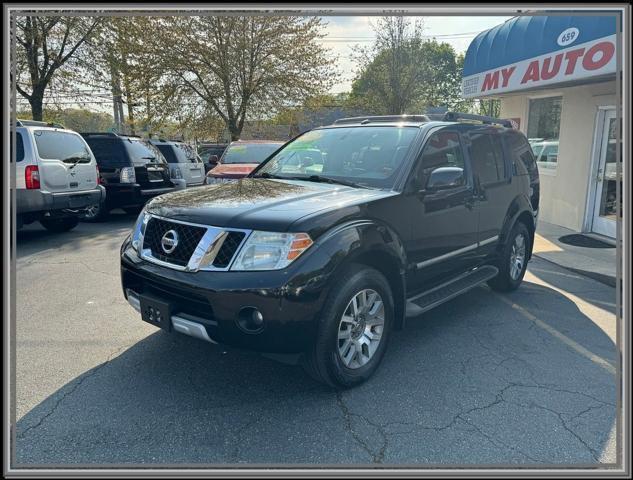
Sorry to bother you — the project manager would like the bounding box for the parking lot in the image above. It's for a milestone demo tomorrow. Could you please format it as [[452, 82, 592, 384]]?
[[14, 215, 618, 466]]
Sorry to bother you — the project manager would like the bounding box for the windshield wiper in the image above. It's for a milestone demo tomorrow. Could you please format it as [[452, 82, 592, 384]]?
[[63, 155, 90, 169], [251, 172, 284, 179], [290, 175, 368, 189]]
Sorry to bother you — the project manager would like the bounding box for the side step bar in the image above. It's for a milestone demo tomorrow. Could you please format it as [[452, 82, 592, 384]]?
[[405, 265, 499, 318]]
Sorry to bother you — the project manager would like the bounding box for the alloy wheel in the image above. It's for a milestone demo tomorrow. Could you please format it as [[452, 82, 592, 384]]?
[[509, 233, 527, 280], [337, 289, 385, 369]]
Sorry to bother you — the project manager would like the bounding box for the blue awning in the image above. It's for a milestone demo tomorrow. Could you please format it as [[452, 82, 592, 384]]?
[[463, 15, 617, 77]]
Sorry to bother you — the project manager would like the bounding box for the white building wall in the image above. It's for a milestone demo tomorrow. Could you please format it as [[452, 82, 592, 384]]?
[[499, 80, 616, 232]]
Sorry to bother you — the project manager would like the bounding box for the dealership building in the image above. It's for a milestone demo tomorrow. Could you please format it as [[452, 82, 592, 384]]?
[[462, 15, 620, 239]]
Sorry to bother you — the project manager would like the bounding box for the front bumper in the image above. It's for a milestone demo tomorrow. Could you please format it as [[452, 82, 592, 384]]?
[[120, 240, 332, 353], [16, 185, 105, 215]]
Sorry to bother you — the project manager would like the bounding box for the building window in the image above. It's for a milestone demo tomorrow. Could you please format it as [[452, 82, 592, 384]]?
[[527, 96, 562, 172]]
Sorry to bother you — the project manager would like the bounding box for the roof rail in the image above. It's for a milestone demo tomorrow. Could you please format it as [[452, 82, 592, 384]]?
[[443, 112, 512, 128], [80, 132, 119, 137], [17, 119, 66, 129], [333, 114, 431, 125]]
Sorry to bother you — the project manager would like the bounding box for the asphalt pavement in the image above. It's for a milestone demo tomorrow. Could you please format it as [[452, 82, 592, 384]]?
[[13, 214, 619, 466]]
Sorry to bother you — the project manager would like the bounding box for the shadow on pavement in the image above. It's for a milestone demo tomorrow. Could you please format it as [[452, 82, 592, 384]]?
[[15, 273, 617, 466]]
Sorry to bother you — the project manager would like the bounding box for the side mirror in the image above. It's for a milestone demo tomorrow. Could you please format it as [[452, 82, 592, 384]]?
[[424, 167, 464, 192], [209, 154, 219, 166]]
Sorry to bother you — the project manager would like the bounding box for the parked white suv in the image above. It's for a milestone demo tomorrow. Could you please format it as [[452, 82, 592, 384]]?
[[14, 120, 105, 232]]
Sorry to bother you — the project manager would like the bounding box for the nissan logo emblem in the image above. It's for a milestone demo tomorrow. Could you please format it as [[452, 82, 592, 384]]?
[[160, 229, 179, 254]]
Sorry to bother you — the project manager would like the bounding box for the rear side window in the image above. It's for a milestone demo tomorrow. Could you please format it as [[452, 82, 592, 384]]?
[[469, 132, 506, 184], [155, 144, 178, 163], [11, 132, 25, 162], [33, 130, 92, 163], [124, 139, 166, 166], [84, 138, 128, 168], [504, 131, 538, 178]]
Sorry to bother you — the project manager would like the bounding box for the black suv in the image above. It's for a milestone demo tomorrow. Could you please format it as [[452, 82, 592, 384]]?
[[81, 133, 177, 221], [120, 113, 539, 387]]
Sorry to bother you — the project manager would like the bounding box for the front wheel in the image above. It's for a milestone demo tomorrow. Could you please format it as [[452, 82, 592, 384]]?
[[40, 216, 79, 233], [487, 222, 530, 292], [302, 265, 393, 388]]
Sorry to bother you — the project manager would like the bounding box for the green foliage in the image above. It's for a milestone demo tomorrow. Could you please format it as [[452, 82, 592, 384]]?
[[16, 108, 114, 132]]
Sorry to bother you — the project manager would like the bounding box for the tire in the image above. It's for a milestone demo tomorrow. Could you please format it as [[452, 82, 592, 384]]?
[[40, 216, 80, 233], [302, 264, 394, 388], [81, 203, 109, 222], [123, 206, 143, 215], [487, 222, 530, 292]]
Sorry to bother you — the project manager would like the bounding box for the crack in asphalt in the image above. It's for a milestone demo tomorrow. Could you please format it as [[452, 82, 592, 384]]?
[[19, 258, 117, 278], [336, 391, 388, 463], [16, 343, 133, 439]]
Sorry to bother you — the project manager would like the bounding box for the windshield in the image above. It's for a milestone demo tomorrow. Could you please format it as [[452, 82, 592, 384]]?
[[222, 143, 282, 164], [254, 126, 419, 188], [33, 130, 92, 164]]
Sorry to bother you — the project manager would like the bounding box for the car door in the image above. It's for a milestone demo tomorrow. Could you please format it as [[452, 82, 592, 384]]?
[[467, 127, 515, 258], [406, 128, 479, 292]]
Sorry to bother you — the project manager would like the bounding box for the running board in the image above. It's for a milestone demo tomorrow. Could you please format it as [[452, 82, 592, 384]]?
[[405, 265, 499, 318]]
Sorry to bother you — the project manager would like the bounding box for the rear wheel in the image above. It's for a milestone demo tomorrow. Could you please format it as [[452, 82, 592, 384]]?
[[302, 265, 393, 388], [40, 216, 79, 233], [81, 203, 109, 222], [487, 222, 530, 292]]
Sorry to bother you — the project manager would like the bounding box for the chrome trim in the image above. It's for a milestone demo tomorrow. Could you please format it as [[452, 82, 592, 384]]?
[[479, 235, 499, 246], [139, 213, 252, 272], [172, 316, 217, 344], [416, 242, 478, 269], [125, 290, 217, 344]]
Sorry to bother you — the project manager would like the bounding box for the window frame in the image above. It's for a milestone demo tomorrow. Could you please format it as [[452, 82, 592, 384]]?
[[526, 94, 563, 176]]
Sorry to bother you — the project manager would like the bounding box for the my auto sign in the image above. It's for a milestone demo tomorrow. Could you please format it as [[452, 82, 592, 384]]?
[[462, 33, 617, 98]]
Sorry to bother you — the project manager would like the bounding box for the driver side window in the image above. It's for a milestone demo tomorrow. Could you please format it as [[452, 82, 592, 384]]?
[[416, 131, 465, 190]]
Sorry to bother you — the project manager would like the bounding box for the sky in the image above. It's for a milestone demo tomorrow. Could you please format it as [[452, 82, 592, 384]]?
[[320, 16, 512, 93]]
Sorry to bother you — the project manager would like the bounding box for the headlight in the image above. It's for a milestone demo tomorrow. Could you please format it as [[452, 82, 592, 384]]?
[[131, 210, 150, 253], [230, 231, 313, 271]]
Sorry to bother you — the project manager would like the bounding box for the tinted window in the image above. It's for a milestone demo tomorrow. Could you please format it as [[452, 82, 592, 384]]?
[[504, 131, 537, 177], [33, 130, 92, 163], [124, 139, 167, 165], [12, 132, 25, 162], [222, 143, 282, 164], [155, 144, 178, 164], [257, 127, 418, 189], [156, 143, 200, 164], [418, 131, 465, 186], [84, 138, 128, 167], [469, 132, 505, 184]]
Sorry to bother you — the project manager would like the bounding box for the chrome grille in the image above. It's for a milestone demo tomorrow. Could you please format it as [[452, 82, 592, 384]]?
[[139, 214, 250, 272]]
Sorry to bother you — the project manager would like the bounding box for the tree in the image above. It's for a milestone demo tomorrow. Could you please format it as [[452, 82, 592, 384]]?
[[150, 16, 336, 140], [13, 15, 101, 120], [349, 17, 467, 115]]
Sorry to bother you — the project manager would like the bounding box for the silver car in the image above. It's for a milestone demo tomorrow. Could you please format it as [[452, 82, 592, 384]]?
[[150, 139, 206, 187]]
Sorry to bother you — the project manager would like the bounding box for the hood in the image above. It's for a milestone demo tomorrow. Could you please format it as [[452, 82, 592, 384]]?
[[146, 178, 397, 233], [208, 163, 259, 178]]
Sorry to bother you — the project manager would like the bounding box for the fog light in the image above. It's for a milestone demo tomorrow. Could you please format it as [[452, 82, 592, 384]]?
[[237, 307, 265, 333]]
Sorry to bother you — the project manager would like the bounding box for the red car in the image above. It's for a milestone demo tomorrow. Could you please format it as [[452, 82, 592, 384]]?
[[205, 140, 284, 184]]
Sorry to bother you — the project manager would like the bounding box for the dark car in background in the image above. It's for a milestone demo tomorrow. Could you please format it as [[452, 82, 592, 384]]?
[[198, 143, 228, 173], [80, 133, 177, 221], [205, 140, 284, 184]]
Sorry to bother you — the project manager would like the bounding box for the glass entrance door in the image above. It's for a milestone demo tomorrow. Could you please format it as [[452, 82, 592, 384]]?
[[591, 109, 619, 238]]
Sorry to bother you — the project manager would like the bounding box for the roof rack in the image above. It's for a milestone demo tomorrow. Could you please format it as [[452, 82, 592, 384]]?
[[80, 132, 119, 137], [16, 119, 66, 129], [333, 114, 431, 125], [442, 112, 513, 128]]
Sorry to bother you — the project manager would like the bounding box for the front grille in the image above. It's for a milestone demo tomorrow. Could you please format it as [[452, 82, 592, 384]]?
[[143, 217, 206, 267], [213, 231, 246, 268]]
